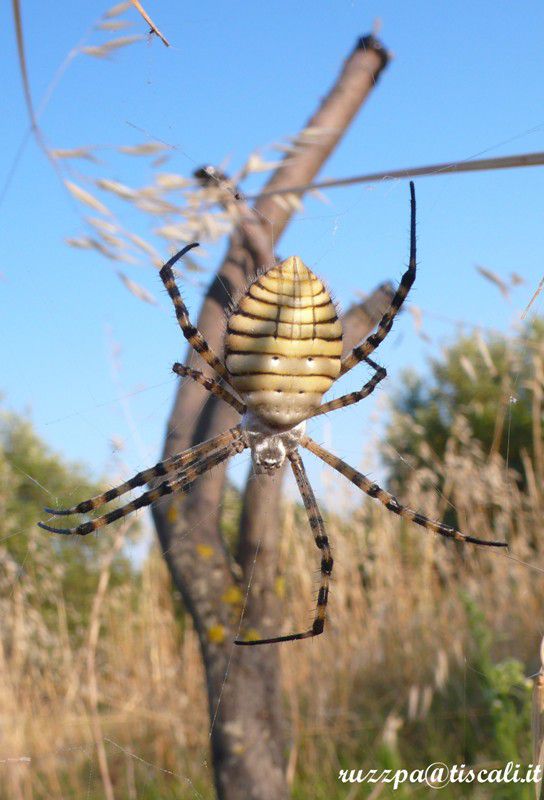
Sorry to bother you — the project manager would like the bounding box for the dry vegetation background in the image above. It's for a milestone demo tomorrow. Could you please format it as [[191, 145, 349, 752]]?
[[2, 317, 543, 799]]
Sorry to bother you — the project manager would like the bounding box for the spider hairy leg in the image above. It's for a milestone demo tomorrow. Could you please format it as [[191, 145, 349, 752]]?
[[303, 436, 508, 549], [159, 243, 231, 383], [38, 441, 242, 536], [43, 427, 242, 516], [340, 181, 417, 376], [236, 449, 332, 645], [310, 356, 386, 418], [172, 363, 246, 414]]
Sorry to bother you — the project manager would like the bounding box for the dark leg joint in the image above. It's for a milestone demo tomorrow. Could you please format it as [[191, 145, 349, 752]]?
[[321, 556, 333, 575], [312, 619, 325, 635]]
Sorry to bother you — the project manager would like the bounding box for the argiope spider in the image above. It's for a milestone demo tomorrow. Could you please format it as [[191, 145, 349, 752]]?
[[39, 182, 507, 645]]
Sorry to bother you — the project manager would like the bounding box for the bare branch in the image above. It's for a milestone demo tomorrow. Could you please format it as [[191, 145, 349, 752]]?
[[243, 150, 544, 201], [252, 34, 390, 240]]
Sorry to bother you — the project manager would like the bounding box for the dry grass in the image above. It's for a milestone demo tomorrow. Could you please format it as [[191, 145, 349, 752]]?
[[0, 541, 209, 798], [1, 364, 543, 798]]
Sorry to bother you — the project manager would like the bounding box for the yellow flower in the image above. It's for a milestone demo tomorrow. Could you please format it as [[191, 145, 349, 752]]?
[[221, 586, 243, 605], [196, 543, 214, 560], [207, 624, 226, 644]]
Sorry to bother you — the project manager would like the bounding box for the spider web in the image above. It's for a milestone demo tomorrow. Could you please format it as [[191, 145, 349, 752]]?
[[2, 4, 544, 797]]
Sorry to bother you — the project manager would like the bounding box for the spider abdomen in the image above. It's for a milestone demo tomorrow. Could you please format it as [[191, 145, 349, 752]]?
[[226, 256, 342, 428]]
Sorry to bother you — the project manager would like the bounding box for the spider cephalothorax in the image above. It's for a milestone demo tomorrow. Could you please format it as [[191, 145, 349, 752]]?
[[39, 183, 507, 645], [241, 411, 306, 473]]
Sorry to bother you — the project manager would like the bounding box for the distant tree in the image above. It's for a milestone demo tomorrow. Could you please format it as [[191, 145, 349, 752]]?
[[382, 318, 544, 496], [0, 406, 134, 628]]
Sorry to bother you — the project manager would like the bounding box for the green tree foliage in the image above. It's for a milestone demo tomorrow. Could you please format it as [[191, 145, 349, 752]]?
[[0, 406, 135, 629], [382, 318, 544, 495]]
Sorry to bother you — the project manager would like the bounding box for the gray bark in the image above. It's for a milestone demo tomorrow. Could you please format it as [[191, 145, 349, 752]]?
[[152, 34, 390, 800]]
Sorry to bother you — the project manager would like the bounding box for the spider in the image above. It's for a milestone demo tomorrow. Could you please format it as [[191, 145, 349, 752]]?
[[39, 182, 507, 645]]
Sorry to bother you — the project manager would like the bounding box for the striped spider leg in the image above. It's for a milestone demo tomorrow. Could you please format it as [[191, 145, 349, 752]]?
[[172, 364, 245, 414], [236, 448, 333, 645], [235, 357, 385, 644], [340, 180, 417, 378], [302, 436, 508, 549], [159, 242, 232, 385], [308, 356, 386, 419], [39, 244, 246, 537], [39, 427, 245, 535], [43, 425, 241, 516]]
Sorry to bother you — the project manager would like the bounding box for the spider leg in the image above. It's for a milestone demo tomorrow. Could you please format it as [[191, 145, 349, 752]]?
[[39, 441, 242, 536], [42, 426, 242, 517], [340, 181, 416, 377], [309, 357, 386, 419], [159, 244, 231, 384], [302, 436, 508, 549], [173, 363, 246, 414], [235, 449, 333, 645]]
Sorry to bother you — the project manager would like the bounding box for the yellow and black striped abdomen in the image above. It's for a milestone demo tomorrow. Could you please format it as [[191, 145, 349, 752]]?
[[226, 256, 342, 428]]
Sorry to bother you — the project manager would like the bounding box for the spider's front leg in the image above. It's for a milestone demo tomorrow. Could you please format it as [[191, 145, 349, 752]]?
[[160, 244, 232, 385], [340, 181, 417, 377]]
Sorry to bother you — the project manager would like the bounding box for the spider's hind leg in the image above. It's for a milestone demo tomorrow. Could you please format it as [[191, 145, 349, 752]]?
[[235, 449, 333, 646], [303, 435, 508, 549], [42, 426, 243, 517], [39, 439, 241, 536]]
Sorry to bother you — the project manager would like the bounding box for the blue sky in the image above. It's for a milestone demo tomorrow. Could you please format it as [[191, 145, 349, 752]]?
[[2, 1, 543, 523]]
